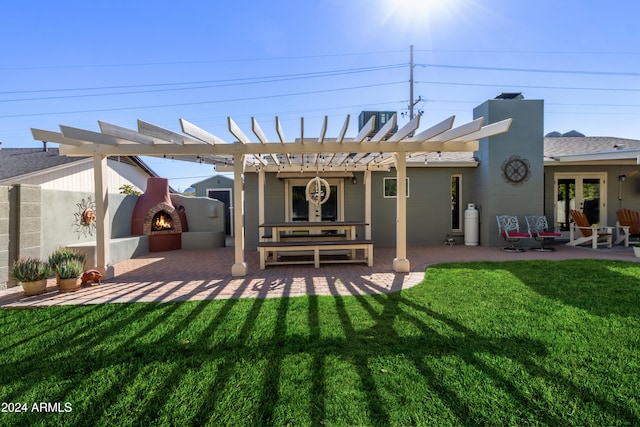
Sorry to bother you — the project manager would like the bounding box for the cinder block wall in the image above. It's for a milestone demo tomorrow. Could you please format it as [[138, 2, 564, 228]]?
[[0, 186, 9, 289], [5, 184, 42, 288]]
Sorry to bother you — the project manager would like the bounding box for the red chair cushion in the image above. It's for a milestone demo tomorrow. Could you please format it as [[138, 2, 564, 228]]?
[[538, 231, 561, 238], [502, 231, 530, 238]]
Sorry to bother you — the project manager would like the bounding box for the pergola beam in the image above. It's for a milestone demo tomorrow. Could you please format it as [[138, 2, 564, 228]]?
[[138, 120, 193, 145], [180, 118, 227, 145], [252, 117, 279, 165], [99, 121, 156, 145], [429, 118, 484, 142], [369, 114, 397, 142], [60, 125, 122, 146], [52, 138, 480, 157], [31, 129, 87, 146]]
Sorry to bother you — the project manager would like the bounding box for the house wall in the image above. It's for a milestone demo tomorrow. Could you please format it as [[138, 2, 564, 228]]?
[[191, 174, 234, 197], [242, 168, 479, 249], [543, 165, 640, 227], [473, 98, 545, 246], [9, 158, 148, 193], [244, 173, 285, 249], [370, 167, 477, 246]]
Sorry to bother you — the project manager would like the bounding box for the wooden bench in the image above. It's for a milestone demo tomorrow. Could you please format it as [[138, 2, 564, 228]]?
[[262, 232, 347, 241], [258, 240, 374, 269]]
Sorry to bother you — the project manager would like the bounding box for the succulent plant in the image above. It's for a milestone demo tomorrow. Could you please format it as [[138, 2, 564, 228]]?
[[56, 259, 85, 280], [48, 248, 86, 271], [10, 258, 52, 282]]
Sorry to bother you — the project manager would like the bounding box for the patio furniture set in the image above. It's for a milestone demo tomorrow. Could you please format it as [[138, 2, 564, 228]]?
[[496, 208, 640, 252], [257, 221, 373, 269]]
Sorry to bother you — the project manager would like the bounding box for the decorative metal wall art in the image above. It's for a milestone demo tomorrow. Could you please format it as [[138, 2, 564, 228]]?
[[502, 155, 531, 185], [72, 196, 97, 238]]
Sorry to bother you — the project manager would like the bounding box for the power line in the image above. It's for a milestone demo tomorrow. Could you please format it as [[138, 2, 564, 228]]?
[[3, 48, 637, 72], [0, 50, 407, 71], [0, 81, 405, 119], [415, 48, 640, 56], [0, 64, 406, 97], [417, 63, 640, 77], [416, 80, 640, 92]]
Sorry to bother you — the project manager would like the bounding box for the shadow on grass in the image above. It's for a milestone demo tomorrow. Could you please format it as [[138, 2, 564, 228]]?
[[1, 260, 639, 426]]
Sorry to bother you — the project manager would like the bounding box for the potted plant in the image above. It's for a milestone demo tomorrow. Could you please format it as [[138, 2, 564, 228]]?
[[49, 248, 86, 284], [10, 258, 52, 296], [56, 258, 85, 292], [633, 243, 640, 258]]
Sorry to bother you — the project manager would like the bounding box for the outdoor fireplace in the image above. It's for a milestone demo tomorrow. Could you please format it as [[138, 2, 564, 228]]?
[[131, 178, 183, 252], [152, 211, 173, 231]]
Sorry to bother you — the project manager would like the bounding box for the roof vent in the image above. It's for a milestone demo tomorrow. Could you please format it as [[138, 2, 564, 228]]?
[[495, 92, 524, 100], [614, 143, 626, 150]]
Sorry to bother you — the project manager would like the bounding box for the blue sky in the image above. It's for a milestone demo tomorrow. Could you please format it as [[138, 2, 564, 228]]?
[[2, 0, 639, 190]]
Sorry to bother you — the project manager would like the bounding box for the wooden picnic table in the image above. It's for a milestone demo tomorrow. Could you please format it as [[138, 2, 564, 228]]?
[[259, 221, 367, 242], [257, 221, 371, 268]]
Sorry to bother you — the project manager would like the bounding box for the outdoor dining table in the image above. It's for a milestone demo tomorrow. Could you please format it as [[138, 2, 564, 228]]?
[[258, 221, 369, 264], [258, 221, 367, 242]]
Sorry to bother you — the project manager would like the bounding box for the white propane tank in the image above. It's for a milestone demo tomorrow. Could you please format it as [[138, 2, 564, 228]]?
[[464, 203, 479, 246]]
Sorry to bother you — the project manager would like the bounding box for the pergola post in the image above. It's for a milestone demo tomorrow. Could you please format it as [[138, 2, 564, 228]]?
[[393, 153, 410, 273], [364, 169, 372, 240], [93, 155, 112, 278], [258, 168, 265, 243], [231, 154, 247, 276]]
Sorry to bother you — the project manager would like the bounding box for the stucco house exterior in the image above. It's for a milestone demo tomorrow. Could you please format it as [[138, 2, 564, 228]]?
[[1, 147, 227, 289], [0, 147, 157, 288], [25, 93, 640, 278], [239, 95, 640, 249], [190, 174, 235, 235]]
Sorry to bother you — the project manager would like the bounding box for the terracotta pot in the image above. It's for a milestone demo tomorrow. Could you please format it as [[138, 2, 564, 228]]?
[[21, 279, 47, 296], [58, 277, 82, 292]]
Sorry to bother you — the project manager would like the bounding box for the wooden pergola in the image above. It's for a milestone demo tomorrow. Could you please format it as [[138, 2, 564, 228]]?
[[31, 113, 511, 277]]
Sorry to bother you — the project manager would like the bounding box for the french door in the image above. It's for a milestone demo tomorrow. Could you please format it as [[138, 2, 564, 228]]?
[[554, 173, 607, 232], [285, 178, 343, 222]]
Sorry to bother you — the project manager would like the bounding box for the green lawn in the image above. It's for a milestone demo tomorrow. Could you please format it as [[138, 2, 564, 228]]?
[[1, 259, 639, 426]]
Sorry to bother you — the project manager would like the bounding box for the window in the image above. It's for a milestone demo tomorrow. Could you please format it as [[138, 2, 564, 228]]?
[[451, 174, 462, 231], [383, 177, 410, 198]]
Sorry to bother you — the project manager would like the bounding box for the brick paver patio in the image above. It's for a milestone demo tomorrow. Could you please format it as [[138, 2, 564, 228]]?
[[1, 244, 637, 308]]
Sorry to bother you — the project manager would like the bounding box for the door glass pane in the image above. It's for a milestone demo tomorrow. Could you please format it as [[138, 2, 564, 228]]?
[[557, 179, 575, 231], [321, 185, 338, 221], [291, 185, 308, 221], [582, 179, 601, 226], [451, 176, 460, 230]]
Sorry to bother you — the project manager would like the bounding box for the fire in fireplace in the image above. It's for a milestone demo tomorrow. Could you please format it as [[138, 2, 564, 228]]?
[[152, 211, 173, 231]]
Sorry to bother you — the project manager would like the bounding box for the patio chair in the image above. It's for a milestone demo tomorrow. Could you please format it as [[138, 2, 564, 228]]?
[[525, 215, 561, 251], [496, 215, 530, 252], [615, 208, 640, 247], [567, 209, 612, 249]]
